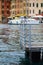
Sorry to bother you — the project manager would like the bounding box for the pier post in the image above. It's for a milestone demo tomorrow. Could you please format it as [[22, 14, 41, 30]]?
[[29, 25, 31, 49], [40, 48, 42, 61]]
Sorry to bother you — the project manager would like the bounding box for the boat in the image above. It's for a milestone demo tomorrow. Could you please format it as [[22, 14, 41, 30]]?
[[8, 17, 40, 25], [31, 15, 43, 23], [8, 19, 21, 25]]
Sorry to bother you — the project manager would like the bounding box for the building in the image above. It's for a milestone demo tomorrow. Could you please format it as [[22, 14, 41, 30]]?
[[10, 0, 29, 18], [2, 0, 11, 23], [10, 0, 43, 17], [0, 0, 43, 22], [10, 0, 24, 18], [29, 0, 43, 16], [0, 0, 2, 22]]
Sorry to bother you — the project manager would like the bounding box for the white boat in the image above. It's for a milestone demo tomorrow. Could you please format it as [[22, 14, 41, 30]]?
[[31, 15, 43, 23], [8, 19, 21, 24], [26, 19, 39, 24], [8, 18, 40, 25], [31, 15, 43, 18]]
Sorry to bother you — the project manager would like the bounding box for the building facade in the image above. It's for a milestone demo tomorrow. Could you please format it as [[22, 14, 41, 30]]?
[[0, 0, 2, 22], [0, 0, 43, 22], [1, 0, 11, 23], [10, 0, 29, 18], [29, 0, 43, 16], [10, 0, 43, 17]]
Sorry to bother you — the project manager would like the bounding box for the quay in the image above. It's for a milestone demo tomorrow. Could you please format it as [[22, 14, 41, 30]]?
[[19, 22, 43, 62]]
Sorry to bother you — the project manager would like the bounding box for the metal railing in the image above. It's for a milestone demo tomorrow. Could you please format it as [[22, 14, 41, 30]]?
[[20, 23, 43, 50]]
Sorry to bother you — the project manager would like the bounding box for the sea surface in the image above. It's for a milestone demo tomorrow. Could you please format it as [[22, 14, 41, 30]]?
[[0, 24, 43, 65]]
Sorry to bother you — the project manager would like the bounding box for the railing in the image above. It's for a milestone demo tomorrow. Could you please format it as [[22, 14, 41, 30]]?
[[0, 24, 43, 51], [20, 23, 43, 50]]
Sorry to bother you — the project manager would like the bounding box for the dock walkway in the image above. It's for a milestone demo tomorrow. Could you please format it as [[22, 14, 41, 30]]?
[[19, 23, 43, 50]]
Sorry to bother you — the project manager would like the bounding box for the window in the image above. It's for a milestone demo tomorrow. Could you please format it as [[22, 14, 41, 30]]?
[[2, 10, 4, 14], [33, 3, 35, 7], [12, 11, 14, 14], [17, 11, 19, 14], [33, 10, 34, 13], [2, 5, 4, 8], [12, 5, 14, 8], [41, 3, 43, 7], [2, 16, 5, 21], [7, 11, 10, 14], [7, 6, 9, 8], [10, 0, 12, 1], [29, 3, 31, 7], [24, 10, 26, 14], [24, 3, 26, 6], [27, 10, 29, 14], [36, 3, 38, 7], [39, 10, 41, 14], [2, 0, 4, 2], [27, 3, 29, 6], [30, 10, 31, 14]]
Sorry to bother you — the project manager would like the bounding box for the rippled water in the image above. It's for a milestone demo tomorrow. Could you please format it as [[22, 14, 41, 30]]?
[[0, 24, 43, 65], [0, 24, 25, 65]]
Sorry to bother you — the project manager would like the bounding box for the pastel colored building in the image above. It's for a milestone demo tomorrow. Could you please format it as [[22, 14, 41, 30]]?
[[1, 0, 11, 23], [10, 0, 29, 18], [0, 0, 2, 22], [29, 0, 43, 16]]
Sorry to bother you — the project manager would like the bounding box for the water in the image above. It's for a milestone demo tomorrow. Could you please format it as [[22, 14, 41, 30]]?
[[0, 24, 26, 65], [0, 24, 43, 65]]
